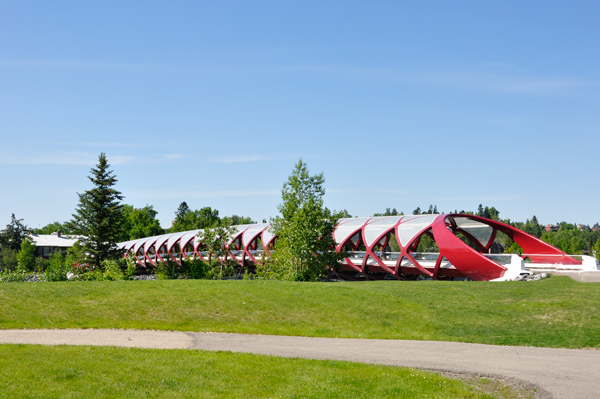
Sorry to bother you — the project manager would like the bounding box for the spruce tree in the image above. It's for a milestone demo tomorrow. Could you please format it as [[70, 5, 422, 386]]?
[[66, 153, 125, 268], [175, 201, 190, 222], [0, 214, 30, 251]]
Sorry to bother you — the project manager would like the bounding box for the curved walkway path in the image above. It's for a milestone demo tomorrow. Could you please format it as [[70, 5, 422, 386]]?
[[1, 329, 599, 399]]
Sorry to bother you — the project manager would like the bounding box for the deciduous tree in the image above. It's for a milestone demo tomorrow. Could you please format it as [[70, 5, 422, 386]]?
[[171, 204, 220, 233], [16, 238, 36, 272], [593, 239, 600, 262], [267, 159, 345, 281], [0, 248, 18, 272], [373, 208, 400, 217], [222, 215, 255, 226], [196, 222, 237, 279], [32, 221, 72, 235], [121, 205, 163, 240]]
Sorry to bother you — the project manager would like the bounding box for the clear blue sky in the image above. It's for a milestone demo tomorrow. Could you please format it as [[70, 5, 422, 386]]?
[[1, 1, 599, 230]]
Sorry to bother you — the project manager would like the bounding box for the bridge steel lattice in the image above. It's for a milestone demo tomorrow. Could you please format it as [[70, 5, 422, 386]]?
[[118, 214, 597, 281]]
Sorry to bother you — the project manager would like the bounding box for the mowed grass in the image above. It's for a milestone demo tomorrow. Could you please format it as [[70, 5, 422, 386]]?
[[0, 276, 598, 348], [0, 344, 524, 399]]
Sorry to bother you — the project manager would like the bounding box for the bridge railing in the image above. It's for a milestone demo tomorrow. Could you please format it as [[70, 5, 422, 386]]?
[[521, 254, 599, 271], [340, 252, 527, 281]]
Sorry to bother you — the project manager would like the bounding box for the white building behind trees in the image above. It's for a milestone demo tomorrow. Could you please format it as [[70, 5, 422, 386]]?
[[29, 231, 82, 258]]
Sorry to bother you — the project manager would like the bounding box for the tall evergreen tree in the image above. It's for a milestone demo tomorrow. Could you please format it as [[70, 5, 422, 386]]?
[[477, 204, 484, 217], [65, 153, 125, 268], [175, 201, 190, 223], [0, 214, 30, 251]]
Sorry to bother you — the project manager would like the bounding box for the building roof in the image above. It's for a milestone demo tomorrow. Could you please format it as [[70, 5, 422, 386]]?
[[29, 234, 83, 248]]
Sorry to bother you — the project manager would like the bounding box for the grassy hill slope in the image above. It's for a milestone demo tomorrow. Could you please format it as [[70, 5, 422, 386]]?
[[1, 276, 597, 348]]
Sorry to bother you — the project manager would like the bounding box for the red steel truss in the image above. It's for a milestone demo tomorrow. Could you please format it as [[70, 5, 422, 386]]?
[[118, 214, 573, 281]]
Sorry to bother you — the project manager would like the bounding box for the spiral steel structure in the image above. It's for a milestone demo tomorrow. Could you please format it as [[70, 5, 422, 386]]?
[[118, 214, 579, 281]]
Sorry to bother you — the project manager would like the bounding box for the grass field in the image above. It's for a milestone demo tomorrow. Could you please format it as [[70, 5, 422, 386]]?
[[0, 276, 598, 348], [0, 344, 529, 398]]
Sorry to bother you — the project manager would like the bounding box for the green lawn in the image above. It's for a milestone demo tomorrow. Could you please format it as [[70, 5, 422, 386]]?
[[0, 344, 528, 398], [0, 276, 598, 348]]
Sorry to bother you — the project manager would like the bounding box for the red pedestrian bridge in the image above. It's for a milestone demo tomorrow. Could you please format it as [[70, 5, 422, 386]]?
[[118, 214, 599, 281]]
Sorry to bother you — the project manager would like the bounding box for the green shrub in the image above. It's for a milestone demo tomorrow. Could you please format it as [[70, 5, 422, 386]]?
[[78, 270, 103, 281], [34, 256, 48, 272], [153, 257, 238, 280], [593, 240, 600, 262], [181, 258, 207, 279], [64, 242, 85, 269], [124, 257, 137, 279], [45, 252, 69, 282], [154, 258, 179, 280], [101, 260, 125, 281], [16, 239, 36, 272], [0, 270, 47, 282], [0, 270, 28, 282], [0, 248, 18, 272], [75, 259, 133, 281], [204, 259, 237, 280]]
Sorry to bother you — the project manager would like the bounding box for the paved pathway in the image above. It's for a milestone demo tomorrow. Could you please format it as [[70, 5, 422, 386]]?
[[549, 270, 600, 283], [1, 329, 599, 398]]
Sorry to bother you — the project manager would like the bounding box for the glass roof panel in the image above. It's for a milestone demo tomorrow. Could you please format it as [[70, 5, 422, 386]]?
[[452, 217, 493, 247], [166, 232, 187, 251], [397, 215, 439, 246], [143, 237, 159, 252], [122, 241, 136, 250], [262, 226, 275, 246], [154, 235, 171, 250], [179, 230, 201, 248], [242, 224, 269, 246], [133, 239, 146, 254], [363, 216, 402, 247], [334, 217, 370, 245]]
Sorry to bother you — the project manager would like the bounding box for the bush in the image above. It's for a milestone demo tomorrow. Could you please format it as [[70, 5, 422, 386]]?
[[181, 258, 207, 279], [35, 256, 48, 272], [101, 260, 126, 281], [593, 240, 600, 262], [0, 270, 28, 282], [45, 251, 70, 282], [72, 259, 135, 281], [16, 239, 36, 272], [0, 270, 47, 283], [124, 257, 137, 279], [2, 251, 136, 283], [154, 258, 179, 280], [0, 248, 18, 272], [204, 259, 238, 280], [153, 257, 238, 280], [64, 242, 85, 269]]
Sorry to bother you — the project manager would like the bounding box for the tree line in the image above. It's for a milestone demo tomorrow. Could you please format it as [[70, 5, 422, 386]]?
[[0, 153, 255, 276], [0, 155, 346, 282], [2, 153, 598, 281], [30, 202, 254, 242]]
